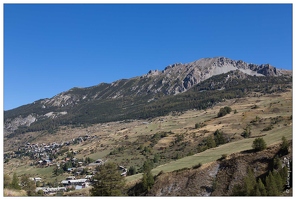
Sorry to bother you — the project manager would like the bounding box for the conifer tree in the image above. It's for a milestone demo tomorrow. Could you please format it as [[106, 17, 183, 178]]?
[[243, 168, 256, 195], [10, 173, 21, 190], [143, 170, 154, 191], [20, 174, 36, 196], [90, 162, 126, 196], [265, 172, 279, 196], [205, 136, 216, 148], [253, 185, 261, 196], [257, 178, 267, 196], [214, 129, 226, 146], [272, 156, 282, 170], [280, 136, 289, 155], [279, 165, 288, 187], [252, 137, 266, 151], [273, 170, 283, 193]]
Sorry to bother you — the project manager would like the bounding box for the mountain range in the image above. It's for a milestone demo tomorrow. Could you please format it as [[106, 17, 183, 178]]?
[[4, 57, 292, 136]]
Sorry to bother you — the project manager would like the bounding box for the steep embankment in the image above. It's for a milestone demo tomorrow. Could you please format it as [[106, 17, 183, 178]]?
[[145, 141, 292, 196]]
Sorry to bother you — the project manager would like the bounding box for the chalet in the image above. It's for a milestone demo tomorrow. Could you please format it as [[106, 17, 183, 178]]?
[[42, 159, 51, 166], [75, 185, 83, 190], [61, 179, 88, 188]]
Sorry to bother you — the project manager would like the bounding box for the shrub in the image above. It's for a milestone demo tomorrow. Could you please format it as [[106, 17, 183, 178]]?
[[195, 122, 206, 129], [127, 166, 137, 176], [262, 125, 273, 131], [241, 125, 251, 138], [217, 106, 232, 117], [252, 138, 267, 151], [280, 136, 289, 155]]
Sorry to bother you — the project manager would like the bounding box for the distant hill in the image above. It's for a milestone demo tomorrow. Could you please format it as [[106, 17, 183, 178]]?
[[4, 57, 292, 137]]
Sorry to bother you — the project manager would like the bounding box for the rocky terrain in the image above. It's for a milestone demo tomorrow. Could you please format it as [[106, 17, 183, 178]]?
[[145, 142, 292, 196]]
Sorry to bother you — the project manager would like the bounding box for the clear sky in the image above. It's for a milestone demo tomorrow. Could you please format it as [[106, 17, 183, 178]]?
[[3, 3, 293, 111]]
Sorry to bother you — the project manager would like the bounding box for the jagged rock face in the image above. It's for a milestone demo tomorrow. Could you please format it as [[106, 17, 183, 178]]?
[[257, 64, 279, 76], [41, 93, 80, 108], [4, 114, 36, 134]]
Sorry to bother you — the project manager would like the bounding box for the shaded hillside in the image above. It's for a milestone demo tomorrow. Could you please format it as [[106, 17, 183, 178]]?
[[140, 141, 292, 196]]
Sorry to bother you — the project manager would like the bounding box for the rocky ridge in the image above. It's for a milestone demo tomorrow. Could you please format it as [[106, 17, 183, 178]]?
[[36, 57, 282, 109]]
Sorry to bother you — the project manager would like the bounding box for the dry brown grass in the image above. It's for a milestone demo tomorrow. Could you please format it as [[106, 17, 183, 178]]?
[[63, 187, 91, 196], [3, 189, 27, 197]]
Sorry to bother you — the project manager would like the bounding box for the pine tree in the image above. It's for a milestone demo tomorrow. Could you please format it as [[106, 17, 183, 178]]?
[[272, 156, 282, 170], [142, 160, 153, 173], [280, 136, 289, 155], [142, 170, 155, 192], [257, 178, 267, 196], [265, 171, 279, 196], [214, 129, 226, 146], [253, 185, 261, 196], [10, 173, 21, 190], [127, 166, 136, 176], [90, 162, 126, 196], [252, 138, 267, 151], [205, 136, 216, 148], [243, 168, 256, 195], [279, 165, 288, 188], [273, 170, 283, 193], [20, 174, 36, 196]]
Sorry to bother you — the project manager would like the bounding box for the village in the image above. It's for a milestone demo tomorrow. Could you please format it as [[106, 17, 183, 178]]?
[[4, 134, 128, 196]]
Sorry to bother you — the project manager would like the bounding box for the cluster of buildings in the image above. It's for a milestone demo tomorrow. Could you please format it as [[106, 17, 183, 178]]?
[[34, 164, 128, 196], [35, 175, 94, 195], [4, 134, 99, 162], [5, 134, 129, 196]]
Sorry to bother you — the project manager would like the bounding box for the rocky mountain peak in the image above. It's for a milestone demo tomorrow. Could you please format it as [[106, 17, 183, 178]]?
[[18, 57, 285, 110]]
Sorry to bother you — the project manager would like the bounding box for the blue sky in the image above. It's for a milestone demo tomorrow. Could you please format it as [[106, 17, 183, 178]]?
[[3, 4, 292, 111]]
